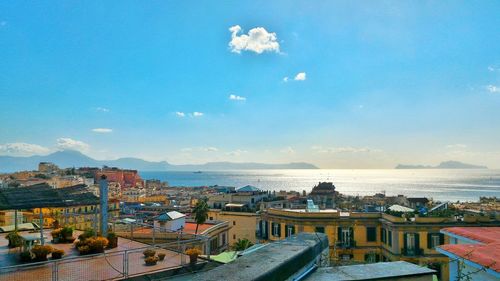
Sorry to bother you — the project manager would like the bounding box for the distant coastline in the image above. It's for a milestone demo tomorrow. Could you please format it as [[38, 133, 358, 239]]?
[[395, 160, 488, 170]]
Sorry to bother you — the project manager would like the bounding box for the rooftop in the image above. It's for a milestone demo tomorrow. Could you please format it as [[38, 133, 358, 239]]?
[[306, 261, 435, 280], [438, 227, 500, 273], [0, 184, 99, 210]]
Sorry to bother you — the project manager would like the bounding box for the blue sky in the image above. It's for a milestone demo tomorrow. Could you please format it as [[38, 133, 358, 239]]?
[[1, 1, 499, 168]]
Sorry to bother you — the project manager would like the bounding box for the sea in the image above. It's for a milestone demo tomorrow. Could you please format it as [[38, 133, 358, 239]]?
[[140, 169, 500, 202]]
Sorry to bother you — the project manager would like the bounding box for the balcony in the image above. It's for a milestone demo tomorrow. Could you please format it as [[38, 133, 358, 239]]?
[[336, 240, 356, 249], [401, 248, 424, 256]]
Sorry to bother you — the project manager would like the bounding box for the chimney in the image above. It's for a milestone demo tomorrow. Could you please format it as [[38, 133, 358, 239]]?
[[99, 175, 109, 237]]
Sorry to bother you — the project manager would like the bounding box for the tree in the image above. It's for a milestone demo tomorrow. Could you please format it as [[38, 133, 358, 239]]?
[[193, 199, 209, 234], [233, 238, 254, 251]]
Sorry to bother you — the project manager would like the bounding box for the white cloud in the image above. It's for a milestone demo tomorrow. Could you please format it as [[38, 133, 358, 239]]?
[[56, 138, 90, 152], [280, 146, 295, 154], [283, 77, 289, 82], [312, 146, 381, 154], [294, 72, 306, 81], [0, 142, 51, 156], [203, 147, 218, 152], [226, 149, 248, 156], [181, 148, 193, 152], [175, 112, 186, 118], [229, 25, 280, 54], [486, 85, 500, 93], [191, 112, 204, 117], [446, 144, 467, 149], [95, 107, 109, 112], [229, 94, 246, 101], [92, 128, 113, 133]]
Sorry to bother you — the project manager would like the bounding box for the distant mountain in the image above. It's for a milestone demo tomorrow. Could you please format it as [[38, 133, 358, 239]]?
[[0, 150, 318, 172], [396, 160, 487, 169]]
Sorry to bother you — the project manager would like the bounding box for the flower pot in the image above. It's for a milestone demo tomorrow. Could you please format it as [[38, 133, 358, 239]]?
[[189, 254, 198, 265]]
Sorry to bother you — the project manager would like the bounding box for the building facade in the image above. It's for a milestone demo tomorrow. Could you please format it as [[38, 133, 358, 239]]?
[[260, 208, 500, 281]]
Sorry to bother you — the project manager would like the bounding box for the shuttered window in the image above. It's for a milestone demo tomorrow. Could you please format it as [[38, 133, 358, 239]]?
[[366, 227, 377, 242]]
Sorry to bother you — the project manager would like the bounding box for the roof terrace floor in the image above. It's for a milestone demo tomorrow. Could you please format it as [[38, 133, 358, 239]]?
[[0, 230, 197, 281]]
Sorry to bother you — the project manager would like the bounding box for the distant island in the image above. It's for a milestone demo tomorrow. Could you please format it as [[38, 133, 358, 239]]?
[[395, 160, 487, 169], [0, 150, 319, 172]]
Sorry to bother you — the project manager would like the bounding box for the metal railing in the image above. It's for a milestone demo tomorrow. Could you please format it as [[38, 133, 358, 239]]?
[[0, 234, 208, 281]]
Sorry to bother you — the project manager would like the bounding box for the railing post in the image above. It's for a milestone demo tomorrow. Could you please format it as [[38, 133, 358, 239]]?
[[123, 251, 128, 278], [206, 237, 211, 260], [52, 261, 58, 281], [181, 244, 186, 265], [152, 225, 156, 246]]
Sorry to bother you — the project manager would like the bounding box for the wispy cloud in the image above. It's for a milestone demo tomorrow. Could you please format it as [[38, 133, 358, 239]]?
[[226, 149, 248, 156], [229, 94, 246, 101], [486, 85, 500, 94], [228, 25, 280, 54], [95, 107, 110, 112], [283, 72, 306, 82], [202, 147, 218, 152], [488, 66, 498, 72], [181, 147, 218, 152], [0, 21, 6, 27], [294, 72, 306, 81], [0, 142, 51, 156], [312, 146, 381, 154], [175, 112, 186, 118], [56, 138, 90, 152], [92, 128, 113, 133], [191, 112, 204, 117], [446, 144, 467, 149]]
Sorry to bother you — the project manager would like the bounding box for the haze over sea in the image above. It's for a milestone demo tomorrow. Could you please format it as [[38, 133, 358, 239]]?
[[141, 169, 500, 202]]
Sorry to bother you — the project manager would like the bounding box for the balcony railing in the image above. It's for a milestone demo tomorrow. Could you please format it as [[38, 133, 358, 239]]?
[[336, 240, 356, 249], [401, 248, 424, 256]]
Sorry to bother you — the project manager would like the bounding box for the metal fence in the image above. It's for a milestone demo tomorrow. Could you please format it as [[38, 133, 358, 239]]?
[[0, 238, 207, 281]]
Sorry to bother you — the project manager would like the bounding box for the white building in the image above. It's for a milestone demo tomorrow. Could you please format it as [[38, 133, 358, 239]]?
[[153, 211, 186, 231]]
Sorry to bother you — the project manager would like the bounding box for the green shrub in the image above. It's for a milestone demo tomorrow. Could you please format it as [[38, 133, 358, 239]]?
[[143, 249, 156, 257], [6, 231, 22, 248]]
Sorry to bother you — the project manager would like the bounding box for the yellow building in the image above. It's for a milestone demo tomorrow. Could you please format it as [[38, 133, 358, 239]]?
[[30, 200, 121, 230], [208, 209, 259, 246], [260, 208, 500, 281]]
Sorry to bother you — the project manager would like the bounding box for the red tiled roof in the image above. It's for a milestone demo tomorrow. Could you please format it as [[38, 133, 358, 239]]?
[[440, 243, 500, 273], [441, 227, 500, 244], [183, 222, 213, 234], [439, 227, 500, 273]]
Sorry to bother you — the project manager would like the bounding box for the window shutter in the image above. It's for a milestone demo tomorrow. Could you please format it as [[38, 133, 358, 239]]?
[[427, 233, 432, 249], [388, 231, 392, 246], [338, 227, 342, 242], [415, 233, 420, 249], [349, 227, 354, 241], [439, 233, 445, 245], [291, 225, 295, 235], [403, 233, 408, 250], [264, 221, 269, 239], [278, 223, 281, 237], [375, 254, 380, 262]]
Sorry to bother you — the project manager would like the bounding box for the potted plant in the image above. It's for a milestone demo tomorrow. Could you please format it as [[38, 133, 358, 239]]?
[[143, 249, 156, 258], [107, 232, 118, 248], [145, 256, 159, 266], [51, 249, 64, 259], [88, 237, 108, 253], [157, 253, 166, 261], [20, 251, 32, 262], [185, 248, 202, 265], [60, 226, 74, 242], [32, 245, 53, 261], [77, 245, 91, 255], [51, 228, 62, 243], [6, 231, 22, 248]]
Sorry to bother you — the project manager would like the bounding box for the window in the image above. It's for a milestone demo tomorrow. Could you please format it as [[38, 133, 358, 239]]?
[[341, 228, 351, 246], [221, 233, 226, 246], [428, 233, 444, 249], [407, 233, 415, 250], [233, 221, 236, 226], [210, 238, 218, 251], [388, 230, 392, 246], [286, 225, 295, 237], [315, 226, 325, 233], [209, 217, 213, 220], [381, 228, 387, 243], [366, 227, 377, 242], [341, 254, 352, 261], [233, 234, 236, 240], [272, 222, 281, 237]]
